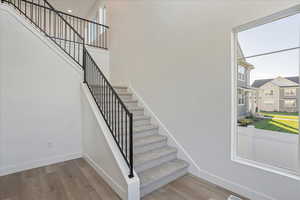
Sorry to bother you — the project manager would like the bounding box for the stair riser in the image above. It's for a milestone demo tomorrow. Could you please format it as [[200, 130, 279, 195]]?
[[105, 109, 143, 116], [120, 95, 133, 101], [135, 153, 177, 173], [94, 99, 138, 108], [114, 119, 151, 127], [134, 140, 167, 154], [94, 93, 133, 101], [140, 167, 188, 197], [125, 102, 138, 107], [134, 128, 158, 139], [114, 88, 128, 93], [134, 119, 151, 127]]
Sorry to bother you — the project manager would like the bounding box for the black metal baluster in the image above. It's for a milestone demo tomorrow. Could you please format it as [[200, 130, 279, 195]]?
[[129, 113, 133, 178], [121, 107, 125, 151], [118, 102, 120, 143], [125, 113, 128, 158]]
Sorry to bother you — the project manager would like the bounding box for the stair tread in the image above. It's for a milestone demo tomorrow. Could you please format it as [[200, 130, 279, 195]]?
[[113, 86, 128, 89], [133, 115, 151, 121], [134, 124, 158, 133], [138, 159, 189, 188], [134, 135, 167, 147], [134, 146, 177, 167], [117, 92, 133, 96]]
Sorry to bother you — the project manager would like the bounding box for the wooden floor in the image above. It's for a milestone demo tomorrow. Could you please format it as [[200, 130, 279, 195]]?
[[0, 159, 246, 200]]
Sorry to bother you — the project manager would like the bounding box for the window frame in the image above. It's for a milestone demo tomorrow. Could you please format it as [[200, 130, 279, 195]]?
[[231, 5, 300, 180], [284, 88, 297, 96], [238, 89, 246, 105], [284, 99, 297, 107], [238, 65, 246, 81]]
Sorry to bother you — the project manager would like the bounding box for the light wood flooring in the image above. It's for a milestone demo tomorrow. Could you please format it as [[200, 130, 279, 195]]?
[[0, 158, 247, 200]]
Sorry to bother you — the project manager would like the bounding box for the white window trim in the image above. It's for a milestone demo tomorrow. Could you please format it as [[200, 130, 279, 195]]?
[[231, 4, 300, 180]]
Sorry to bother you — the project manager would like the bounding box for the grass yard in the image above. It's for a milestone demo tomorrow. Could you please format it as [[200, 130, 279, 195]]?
[[260, 112, 299, 120], [254, 112, 299, 134]]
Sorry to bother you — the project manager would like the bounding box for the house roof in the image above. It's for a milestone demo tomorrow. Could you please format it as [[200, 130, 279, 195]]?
[[252, 76, 299, 88], [237, 43, 254, 70]]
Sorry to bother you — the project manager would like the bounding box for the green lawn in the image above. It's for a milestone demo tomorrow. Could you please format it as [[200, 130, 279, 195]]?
[[260, 111, 298, 116], [260, 112, 299, 120], [254, 114, 299, 134]]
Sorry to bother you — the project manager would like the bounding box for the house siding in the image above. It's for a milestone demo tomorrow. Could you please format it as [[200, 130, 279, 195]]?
[[257, 82, 280, 112], [237, 66, 251, 118], [279, 87, 299, 112]]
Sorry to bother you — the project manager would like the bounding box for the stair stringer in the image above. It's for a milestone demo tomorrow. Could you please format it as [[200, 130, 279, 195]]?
[[81, 84, 140, 200]]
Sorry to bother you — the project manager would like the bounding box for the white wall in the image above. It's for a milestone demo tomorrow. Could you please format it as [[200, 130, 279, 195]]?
[[0, 5, 83, 175], [107, 0, 300, 199]]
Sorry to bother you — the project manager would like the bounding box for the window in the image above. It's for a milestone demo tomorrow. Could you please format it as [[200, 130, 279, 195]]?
[[99, 7, 106, 26], [88, 16, 98, 43], [284, 88, 296, 96], [263, 100, 274, 104], [238, 66, 245, 81], [285, 99, 296, 107], [233, 8, 300, 178], [264, 90, 273, 96], [238, 89, 245, 105], [87, 6, 107, 44]]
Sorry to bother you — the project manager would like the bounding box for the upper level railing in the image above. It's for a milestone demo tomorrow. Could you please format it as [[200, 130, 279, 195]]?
[[2, 0, 84, 65], [58, 11, 108, 49], [2, 0, 134, 178]]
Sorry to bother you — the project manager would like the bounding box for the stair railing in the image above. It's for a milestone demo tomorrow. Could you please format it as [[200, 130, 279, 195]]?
[[1, 0, 134, 178], [58, 11, 109, 49]]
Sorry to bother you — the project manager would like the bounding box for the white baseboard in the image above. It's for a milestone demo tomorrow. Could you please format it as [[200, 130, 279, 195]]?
[[0, 152, 82, 176], [83, 154, 126, 199], [128, 84, 274, 200]]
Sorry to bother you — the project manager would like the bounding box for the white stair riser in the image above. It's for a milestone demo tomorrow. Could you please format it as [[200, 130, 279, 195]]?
[[135, 153, 177, 173], [134, 119, 151, 127], [114, 119, 151, 127], [94, 100, 138, 108], [140, 167, 188, 197], [125, 101, 138, 107], [120, 95, 133, 101], [134, 128, 158, 139], [106, 109, 144, 116], [114, 88, 128, 93], [134, 140, 167, 154]]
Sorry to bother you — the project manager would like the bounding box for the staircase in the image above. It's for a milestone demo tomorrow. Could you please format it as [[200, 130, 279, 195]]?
[[1, 0, 189, 197], [112, 86, 189, 197]]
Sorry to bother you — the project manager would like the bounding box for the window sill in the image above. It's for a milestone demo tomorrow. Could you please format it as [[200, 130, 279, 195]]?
[[232, 156, 300, 181]]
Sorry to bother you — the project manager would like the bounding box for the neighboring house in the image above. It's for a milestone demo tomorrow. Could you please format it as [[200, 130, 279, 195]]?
[[252, 76, 299, 113], [237, 43, 255, 119]]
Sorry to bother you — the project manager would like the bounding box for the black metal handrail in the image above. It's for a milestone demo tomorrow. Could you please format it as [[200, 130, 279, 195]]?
[[83, 47, 134, 178], [1, 0, 134, 178]]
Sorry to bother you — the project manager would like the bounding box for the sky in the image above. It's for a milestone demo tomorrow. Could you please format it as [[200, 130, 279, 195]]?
[[238, 13, 300, 84]]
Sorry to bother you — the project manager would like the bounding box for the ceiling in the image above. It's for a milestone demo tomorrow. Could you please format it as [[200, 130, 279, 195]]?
[[48, 0, 98, 18]]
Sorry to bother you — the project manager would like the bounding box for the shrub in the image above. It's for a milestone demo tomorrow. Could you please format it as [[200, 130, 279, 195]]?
[[238, 119, 253, 127]]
